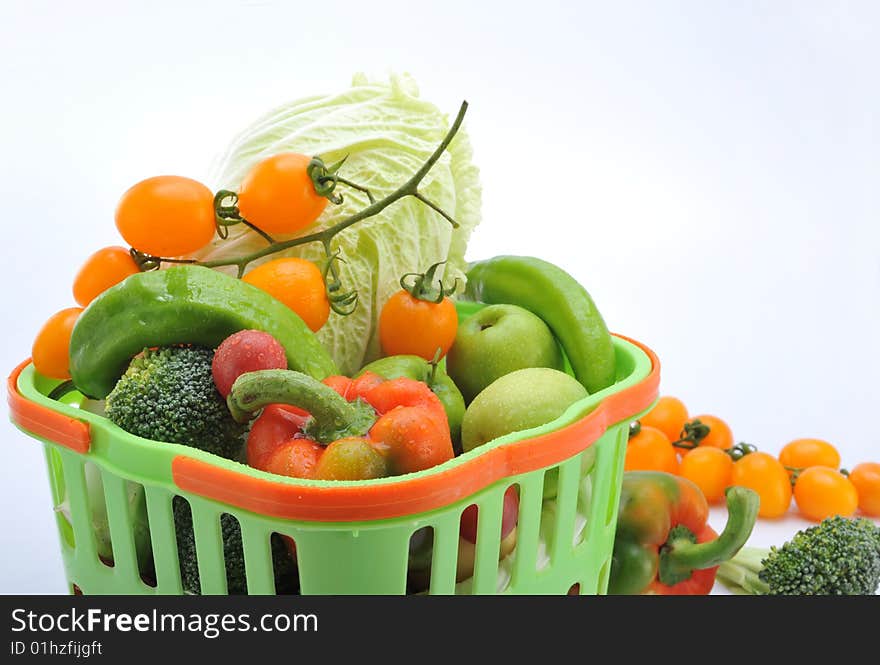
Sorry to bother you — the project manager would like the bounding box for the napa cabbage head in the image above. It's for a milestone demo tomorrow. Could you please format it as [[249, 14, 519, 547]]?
[[192, 73, 481, 375]]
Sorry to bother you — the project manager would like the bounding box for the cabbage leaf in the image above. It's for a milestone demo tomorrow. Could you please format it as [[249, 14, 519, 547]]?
[[192, 73, 481, 375]]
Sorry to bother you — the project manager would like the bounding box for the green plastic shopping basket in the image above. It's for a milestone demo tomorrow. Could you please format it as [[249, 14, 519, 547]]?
[[8, 301, 659, 595]]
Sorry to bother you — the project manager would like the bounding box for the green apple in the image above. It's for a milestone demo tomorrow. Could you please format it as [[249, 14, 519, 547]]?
[[446, 304, 563, 404], [461, 367, 588, 453]]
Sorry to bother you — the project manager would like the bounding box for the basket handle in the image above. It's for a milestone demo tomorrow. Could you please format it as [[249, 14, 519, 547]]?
[[7, 360, 91, 454]]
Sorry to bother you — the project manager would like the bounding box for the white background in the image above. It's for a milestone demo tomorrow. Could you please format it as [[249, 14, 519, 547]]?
[[1, 1, 878, 594]]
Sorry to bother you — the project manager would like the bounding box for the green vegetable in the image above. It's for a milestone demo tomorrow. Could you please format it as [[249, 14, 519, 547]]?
[[356, 354, 466, 451], [70, 264, 337, 399], [172, 497, 298, 595], [192, 73, 482, 375], [464, 255, 616, 395], [105, 346, 246, 460], [226, 369, 376, 444], [716, 516, 880, 595]]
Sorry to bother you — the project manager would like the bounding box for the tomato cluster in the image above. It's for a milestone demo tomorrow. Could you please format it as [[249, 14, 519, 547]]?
[[31, 156, 335, 380], [625, 396, 880, 522]]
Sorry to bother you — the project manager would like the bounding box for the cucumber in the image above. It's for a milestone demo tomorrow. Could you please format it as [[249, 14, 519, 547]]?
[[464, 256, 616, 394], [69, 265, 338, 399]]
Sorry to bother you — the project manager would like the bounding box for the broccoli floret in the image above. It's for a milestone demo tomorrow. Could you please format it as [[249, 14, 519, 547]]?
[[172, 497, 298, 595], [106, 345, 299, 594], [106, 346, 246, 460], [717, 516, 880, 595]]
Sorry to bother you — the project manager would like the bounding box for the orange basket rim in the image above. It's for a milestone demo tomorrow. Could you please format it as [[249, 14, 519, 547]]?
[[9, 334, 659, 522]]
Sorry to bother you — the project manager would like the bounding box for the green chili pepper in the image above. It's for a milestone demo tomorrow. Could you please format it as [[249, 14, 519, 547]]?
[[464, 255, 616, 394], [69, 265, 338, 399], [357, 354, 466, 452]]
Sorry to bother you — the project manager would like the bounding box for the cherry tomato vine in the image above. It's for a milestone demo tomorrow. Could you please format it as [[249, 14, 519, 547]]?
[[129, 101, 469, 317]]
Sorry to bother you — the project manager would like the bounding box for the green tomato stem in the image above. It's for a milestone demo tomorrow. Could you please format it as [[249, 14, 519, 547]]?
[[197, 101, 469, 275]]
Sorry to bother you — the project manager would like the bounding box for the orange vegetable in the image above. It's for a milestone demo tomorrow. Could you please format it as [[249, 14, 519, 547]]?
[[32, 307, 83, 380], [848, 462, 880, 517], [379, 261, 459, 361], [115, 175, 215, 256], [640, 396, 689, 442], [778, 438, 840, 475], [624, 425, 679, 474], [793, 467, 858, 522], [242, 258, 330, 332], [237, 153, 328, 235], [691, 414, 734, 450], [314, 437, 390, 481], [731, 452, 791, 518], [679, 447, 734, 504], [72, 246, 140, 306]]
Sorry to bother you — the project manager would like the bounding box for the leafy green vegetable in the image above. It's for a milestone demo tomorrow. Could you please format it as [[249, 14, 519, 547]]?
[[193, 73, 482, 375]]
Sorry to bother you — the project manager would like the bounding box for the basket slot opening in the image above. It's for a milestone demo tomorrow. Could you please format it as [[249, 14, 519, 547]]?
[[604, 428, 628, 527], [143, 487, 183, 593], [269, 532, 299, 595], [45, 447, 75, 550], [573, 446, 598, 547], [471, 499, 503, 594], [100, 470, 155, 586], [547, 455, 582, 564], [171, 495, 233, 595], [237, 524, 275, 595], [468, 484, 520, 595], [455, 502, 478, 593], [171, 496, 198, 593], [427, 512, 460, 595], [86, 463, 115, 569], [508, 471, 544, 586], [597, 556, 612, 594], [57, 451, 98, 566], [216, 512, 247, 595], [406, 526, 434, 594]]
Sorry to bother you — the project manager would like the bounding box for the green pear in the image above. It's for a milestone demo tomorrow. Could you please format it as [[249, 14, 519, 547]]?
[[461, 367, 588, 453]]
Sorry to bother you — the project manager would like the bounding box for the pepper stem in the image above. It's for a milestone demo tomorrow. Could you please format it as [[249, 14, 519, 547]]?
[[226, 369, 376, 445], [657, 486, 760, 586]]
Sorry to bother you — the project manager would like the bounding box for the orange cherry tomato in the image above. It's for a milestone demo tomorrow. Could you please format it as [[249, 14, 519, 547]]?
[[692, 414, 734, 450], [237, 153, 328, 235], [640, 396, 689, 442], [72, 246, 140, 306], [624, 425, 679, 474], [115, 175, 216, 256], [32, 307, 84, 380], [242, 258, 330, 332], [778, 438, 840, 477], [848, 462, 880, 517], [793, 467, 858, 522], [679, 447, 733, 504], [731, 452, 791, 518], [379, 291, 459, 361]]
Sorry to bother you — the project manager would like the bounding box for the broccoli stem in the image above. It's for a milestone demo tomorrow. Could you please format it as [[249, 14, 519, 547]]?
[[227, 369, 376, 444], [715, 546, 772, 595]]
